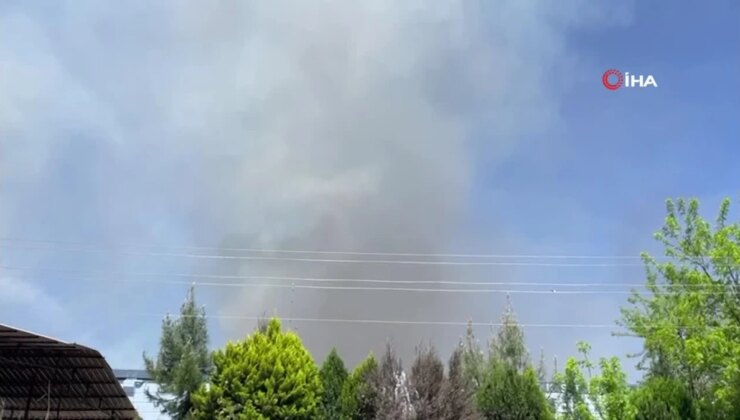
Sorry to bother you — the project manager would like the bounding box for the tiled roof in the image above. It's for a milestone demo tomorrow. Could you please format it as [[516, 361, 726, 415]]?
[[0, 324, 138, 419]]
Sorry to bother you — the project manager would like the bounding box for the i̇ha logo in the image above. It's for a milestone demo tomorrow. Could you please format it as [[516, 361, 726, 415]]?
[[602, 69, 658, 90]]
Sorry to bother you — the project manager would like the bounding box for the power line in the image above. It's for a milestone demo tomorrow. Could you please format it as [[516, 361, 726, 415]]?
[[0, 244, 649, 266], [1, 264, 648, 287], [5, 241, 735, 267], [114, 280, 643, 294], [136, 313, 622, 328], [0, 238, 658, 261], [135, 313, 717, 331], [4, 270, 730, 295], [125, 280, 738, 295], [1, 265, 729, 290]]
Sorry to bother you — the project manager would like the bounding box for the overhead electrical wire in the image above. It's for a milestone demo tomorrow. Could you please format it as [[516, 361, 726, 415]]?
[[0, 265, 729, 290], [70, 279, 642, 294], [0, 237, 653, 258], [2, 239, 733, 267], [135, 313, 619, 328], [2, 241, 730, 335], [133, 313, 714, 331], [0, 237, 663, 263], [93, 280, 733, 295], [2, 269, 732, 296], [0, 246, 648, 266]]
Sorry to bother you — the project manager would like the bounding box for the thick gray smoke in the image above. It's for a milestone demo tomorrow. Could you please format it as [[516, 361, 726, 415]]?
[[0, 1, 633, 367]]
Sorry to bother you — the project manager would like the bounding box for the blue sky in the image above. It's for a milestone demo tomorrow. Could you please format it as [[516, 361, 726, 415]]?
[[0, 1, 738, 379]]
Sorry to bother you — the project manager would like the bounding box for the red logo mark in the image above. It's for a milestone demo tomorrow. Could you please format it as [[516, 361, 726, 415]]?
[[602, 69, 623, 90]]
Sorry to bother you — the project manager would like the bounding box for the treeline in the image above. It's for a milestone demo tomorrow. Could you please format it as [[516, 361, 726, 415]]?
[[143, 198, 740, 419]]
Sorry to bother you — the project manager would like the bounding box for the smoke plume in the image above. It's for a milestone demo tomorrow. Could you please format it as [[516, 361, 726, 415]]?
[[0, 1, 631, 366]]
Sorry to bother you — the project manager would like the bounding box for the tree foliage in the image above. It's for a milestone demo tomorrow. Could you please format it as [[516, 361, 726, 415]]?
[[409, 344, 445, 419], [461, 320, 485, 391], [190, 318, 321, 419], [440, 347, 480, 420], [143, 286, 211, 420], [477, 363, 553, 420], [148, 197, 740, 420], [620, 198, 740, 418], [555, 342, 631, 420], [476, 299, 553, 420], [320, 348, 349, 420], [555, 356, 593, 420], [590, 357, 631, 420], [376, 342, 413, 419], [340, 353, 379, 420], [489, 296, 529, 373], [629, 376, 695, 420]]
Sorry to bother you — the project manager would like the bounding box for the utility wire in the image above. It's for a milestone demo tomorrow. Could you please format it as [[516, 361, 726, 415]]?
[[135, 313, 712, 330], [3, 271, 730, 295], [0, 237, 654, 259], [0, 244, 649, 266], [0, 238, 664, 262], [116, 280, 731, 295], [103, 279, 641, 294], [1, 265, 730, 290], [4, 241, 735, 267], [136, 313, 619, 328]]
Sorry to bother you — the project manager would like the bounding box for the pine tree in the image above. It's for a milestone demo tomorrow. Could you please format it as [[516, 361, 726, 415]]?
[[340, 353, 379, 420], [320, 348, 349, 420], [476, 299, 553, 420], [477, 364, 553, 420], [490, 295, 528, 373], [190, 318, 322, 419], [461, 320, 485, 390], [143, 286, 211, 419]]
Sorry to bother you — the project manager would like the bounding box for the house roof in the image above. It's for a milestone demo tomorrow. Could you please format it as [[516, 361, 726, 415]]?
[[113, 369, 152, 381], [0, 324, 138, 419]]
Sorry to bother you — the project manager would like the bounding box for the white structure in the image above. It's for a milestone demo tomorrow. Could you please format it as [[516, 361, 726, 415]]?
[[115, 370, 171, 420], [542, 382, 598, 416]]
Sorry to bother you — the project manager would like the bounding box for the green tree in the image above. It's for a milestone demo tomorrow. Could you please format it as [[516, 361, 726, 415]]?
[[620, 198, 740, 417], [630, 376, 696, 420], [143, 286, 211, 419], [320, 348, 349, 420], [477, 364, 553, 420], [340, 354, 379, 420], [476, 300, 552, 420], [555, 356, 593, 420], [555, 342, 634, 420], [190, 318, 322, 419], [557, 342, 634, 420], [489, 296, 529, 372], [462, 320, 485, 390], [589, 357, 632, 420]]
